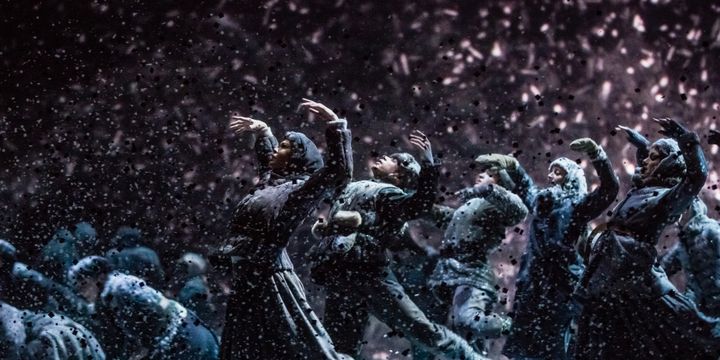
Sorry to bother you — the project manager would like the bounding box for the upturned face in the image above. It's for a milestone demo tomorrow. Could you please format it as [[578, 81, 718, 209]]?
[[269, 139, 293, 171], [475, 170, 499, 186], [547, 165, 567, 186], [77, 276, 102, 303], [371, 155, 400, 179], [641, 145, 664, 179]]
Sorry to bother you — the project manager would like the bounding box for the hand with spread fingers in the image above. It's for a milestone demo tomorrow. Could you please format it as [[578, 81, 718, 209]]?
[[297, 98, 341, 122], [570, 138, 601, 157], [708, 129, 720, 146], [229, 114, 269, 136], [474, 154, 518, 172], [654, 117, 690, 139], [616, 125, 650, 149], [409, 130, 433, 165]]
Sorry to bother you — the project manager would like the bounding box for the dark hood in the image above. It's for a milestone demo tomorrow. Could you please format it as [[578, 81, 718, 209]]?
[[276, 131, 324, 178]]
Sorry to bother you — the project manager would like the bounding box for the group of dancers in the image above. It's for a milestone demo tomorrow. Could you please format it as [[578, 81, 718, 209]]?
[[1, 97, 719, 360], [221, 99, 720, 359]]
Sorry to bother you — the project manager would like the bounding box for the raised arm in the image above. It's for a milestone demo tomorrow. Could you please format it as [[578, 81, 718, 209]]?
[[480, 184, 529, 226], [571, 138, 620, 221], [229, 115, 278, 182], [655, 118, 708, 219], [276, 100, 353, 240], [475, 154, 537, 209], [616, 125, 651, 169]]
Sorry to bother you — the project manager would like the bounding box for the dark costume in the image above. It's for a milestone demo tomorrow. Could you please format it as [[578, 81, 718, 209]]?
[[427, 181, 528, 349], [95, 271, 219, 359], [0, 301, 105, 360], [219, 119, 353, 359], [0, 240, 88, 317], [106, 227, 166, 288], [174, 253, 214, 323], [504, 149, 619, 359], [662, 198, 720, 317], [38, 229, 79, 284], [309, 156, 488, 360], [574, 131, 719, 359]]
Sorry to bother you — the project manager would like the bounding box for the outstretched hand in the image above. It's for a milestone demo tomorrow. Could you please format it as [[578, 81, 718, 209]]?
[[654, 117, 690, 139], [409, 130, 433, 164], [570, 138, 600, 156], [615, 125, 650, 149], [708, 129, 720, 146], [297, 98, 341, 122], [474, 154, 518, 172], [229, 114, 268, 135]]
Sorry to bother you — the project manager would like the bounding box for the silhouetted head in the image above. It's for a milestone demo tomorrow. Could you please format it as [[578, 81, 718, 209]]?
[[370, 152, 420, 189]]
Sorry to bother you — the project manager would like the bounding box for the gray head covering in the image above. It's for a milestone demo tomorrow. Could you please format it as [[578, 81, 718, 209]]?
[[177, 252, 208, 278], [278, 131, 324, 177], [388, 152, 421, 189], [67, 256, 112, 288], [548, 157, 588, 199], [639, 138, 686, 188]]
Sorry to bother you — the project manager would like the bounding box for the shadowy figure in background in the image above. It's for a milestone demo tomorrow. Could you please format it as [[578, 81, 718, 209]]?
[[105, 226, 166, 289], [38, 228, 79, 284], [74, 221, 99, 259], [0, 239, 89, 318], [0, 301, 106, 360], [68, 256, 219, 359], [492, 137, 619, 360], [574, 119, 718, 359], [172, 252, 214, 323], [219, 99, 353, 360]]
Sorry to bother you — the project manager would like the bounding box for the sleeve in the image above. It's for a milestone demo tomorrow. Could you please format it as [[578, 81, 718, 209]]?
[[508, 163, 539, 210], [657, 132, 708, 219], [659, 244, 684, 277], [275, 120, 353, 242], [575, 148, 620, 221], [377, 162, 440, 223], [483, 184, 529, 226], [253, 127, 279, 181]]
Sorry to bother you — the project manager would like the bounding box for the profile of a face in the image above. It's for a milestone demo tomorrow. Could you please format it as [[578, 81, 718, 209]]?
[[269, 139, 293, 171], [77, 276, 101, 303], [547, 165, 567, 186], [475, 170, 499, 186], [371, 155, 400, 180], [641, 145, 665, 179]]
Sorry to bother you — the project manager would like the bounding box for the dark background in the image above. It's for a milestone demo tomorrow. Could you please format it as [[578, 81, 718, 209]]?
[[2, 1, 720, 357]]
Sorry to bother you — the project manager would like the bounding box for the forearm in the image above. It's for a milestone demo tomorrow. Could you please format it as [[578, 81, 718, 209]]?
[[323, 119, 353, 185], [578, 148, 619, 218], [509, 164, 537, 209], [484, 184, 529, 225], [664, 132, 707, 218], [253, 127, 278, 175]]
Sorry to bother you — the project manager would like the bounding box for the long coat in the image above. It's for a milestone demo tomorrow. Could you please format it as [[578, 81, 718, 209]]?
[[575, 132, 719, 359], [220, 120, 352, 360]]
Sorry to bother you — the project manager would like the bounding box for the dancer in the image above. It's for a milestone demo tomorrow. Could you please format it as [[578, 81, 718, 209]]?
[[574, 119, 718, 359], [482, 138, 619, 360], [220, 99, 353, 359], [425, 165, 527, 352], [309, 131, 488, 360]]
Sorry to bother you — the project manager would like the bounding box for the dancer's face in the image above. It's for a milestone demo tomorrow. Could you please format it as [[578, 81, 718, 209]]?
[[475, 171, 498, 186], [371, 156, 399, 179], [548, 165, 567, 186], [269, 139, 293, 171], [641, 145, 664, 179]]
